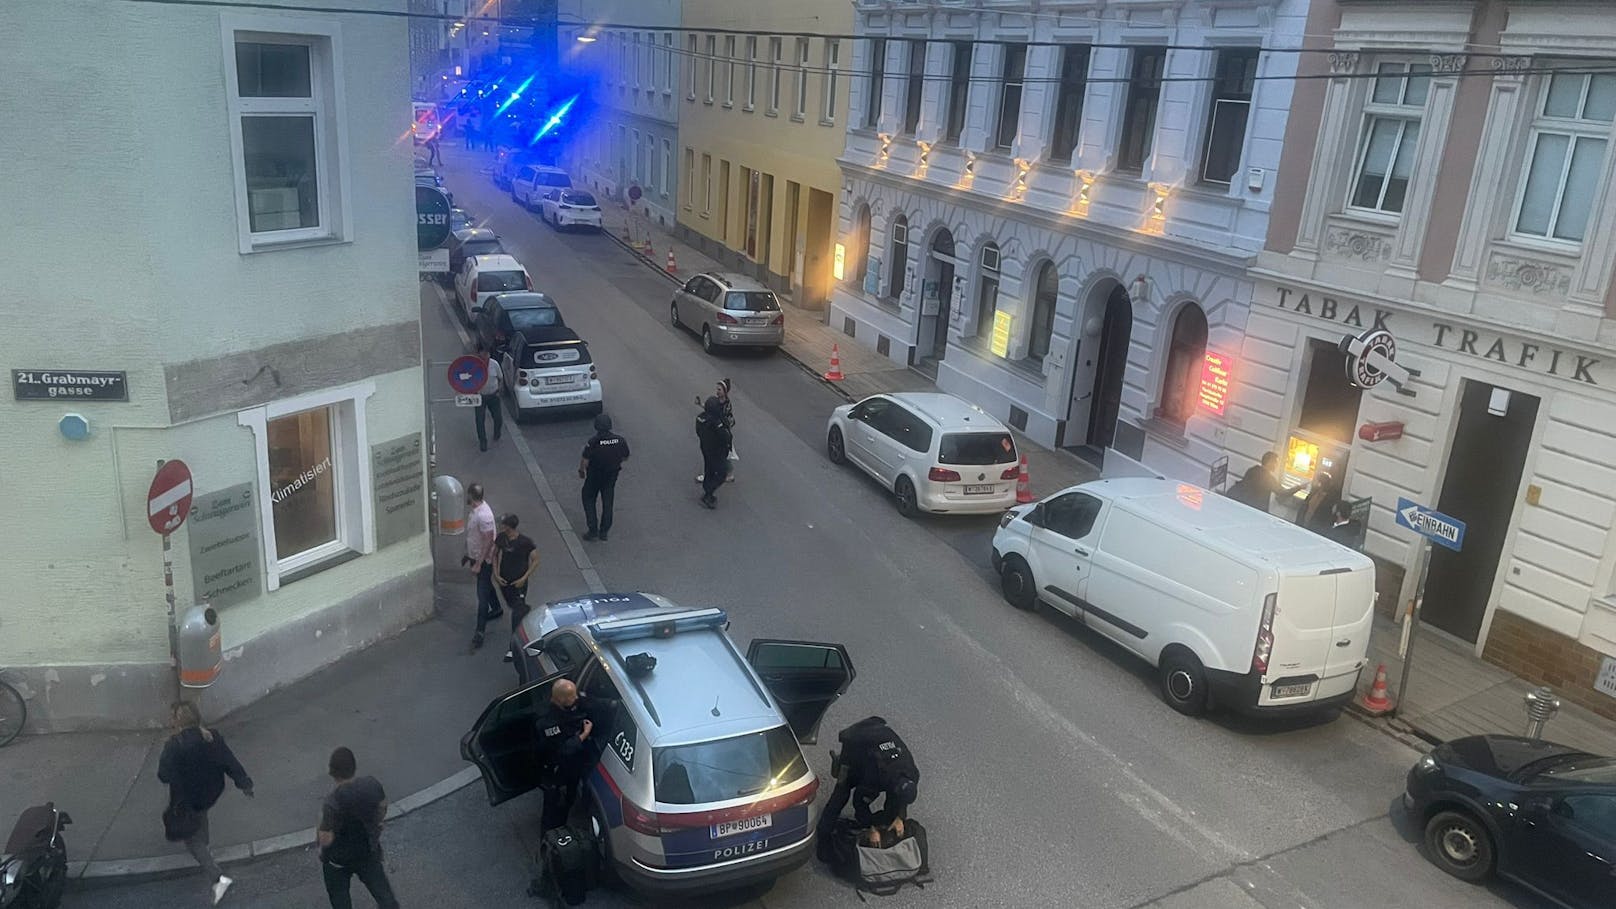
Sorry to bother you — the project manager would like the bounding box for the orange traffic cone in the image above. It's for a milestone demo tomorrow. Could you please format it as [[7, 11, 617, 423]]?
[[1360, 662, 1394, 715], [1015, 455, 1034, 504], [824, 344, 845, 381], [665, 248, 678, 274]]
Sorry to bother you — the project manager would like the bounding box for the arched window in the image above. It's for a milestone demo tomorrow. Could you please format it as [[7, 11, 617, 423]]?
[[851, 204, 872, 288], [1158, 303, 1209, 425], [888, 214, 909, 299], [1027, 261, 1058, 362], [974, 242, 1001, 339]]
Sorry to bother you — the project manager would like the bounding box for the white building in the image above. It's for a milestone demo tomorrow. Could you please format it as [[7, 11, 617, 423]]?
[[832, 0, 1309, 483], [0, 0, 432, 730], [558, 0, 683, 230]]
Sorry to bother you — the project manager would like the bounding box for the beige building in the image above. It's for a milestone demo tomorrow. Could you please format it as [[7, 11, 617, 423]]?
[[673, 0, 852, 309]]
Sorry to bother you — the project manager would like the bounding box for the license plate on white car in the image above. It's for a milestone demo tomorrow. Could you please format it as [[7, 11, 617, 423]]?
[[712, 814, 771, 840], [963, 484, 994, 495], [544, 375, 574, 386], [1272, 683, 1312, 699]]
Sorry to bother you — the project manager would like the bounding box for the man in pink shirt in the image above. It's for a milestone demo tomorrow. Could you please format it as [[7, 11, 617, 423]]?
[[464, 483, 500, 651]]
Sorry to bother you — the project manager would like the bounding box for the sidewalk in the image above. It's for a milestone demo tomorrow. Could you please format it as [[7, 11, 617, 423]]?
[[1357, 615, 1616, 755], [0, 285, 593, 882], [595, 199, 1099, 497]]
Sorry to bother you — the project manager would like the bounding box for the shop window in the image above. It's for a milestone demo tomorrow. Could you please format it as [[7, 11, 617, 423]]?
[[974, 242, 1001, 338], [1157, 303, 1208, 425], [1027, 261, 1058, 363], [1282, 340, 1361, 506]]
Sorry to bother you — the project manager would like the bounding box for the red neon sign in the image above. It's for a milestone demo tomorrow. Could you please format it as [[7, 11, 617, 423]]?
[[1199, 350, 1232, 416]]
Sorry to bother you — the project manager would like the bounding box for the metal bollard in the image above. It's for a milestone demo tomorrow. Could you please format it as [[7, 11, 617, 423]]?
[[1524, 686, 1561, 741]]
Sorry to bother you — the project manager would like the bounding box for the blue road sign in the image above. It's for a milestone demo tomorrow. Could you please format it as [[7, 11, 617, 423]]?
[[447, 355, 487, 395], [1395, 497, 1466, 552]]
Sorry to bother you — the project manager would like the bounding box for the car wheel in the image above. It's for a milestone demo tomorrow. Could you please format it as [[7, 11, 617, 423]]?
[[1424, 810, 1495, 882], [894, 476, 919, 518], [1000, 556, 1037, 611], [701, 326, 716, 354], [827, 426, 846, 464], [510, 189, 521, 205], [1158, 648, 1209, 717], [670, 301, 682, 329]]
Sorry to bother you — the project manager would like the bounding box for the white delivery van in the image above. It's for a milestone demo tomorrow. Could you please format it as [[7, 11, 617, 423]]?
[[990, 477, 1374, 717]]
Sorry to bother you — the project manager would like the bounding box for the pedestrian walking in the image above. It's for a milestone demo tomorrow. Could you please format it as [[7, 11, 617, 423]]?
[[493, 512, 539, 663], [695, 379, 737, 485], [464, 483, 501, 651], [471, 341, 503, 452], [464, 110, 480, 150], [157, 702, 253, 906], [578, 412, 630, 541], [317, 747, 399, 909], [696, 396, 732, 509], [424, 132, 442, 166]]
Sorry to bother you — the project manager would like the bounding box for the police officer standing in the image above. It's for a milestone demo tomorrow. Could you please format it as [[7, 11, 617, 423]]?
[[532, 679, 618, 831], [578, 413, 629, 541], [817, 716, 920, 854]]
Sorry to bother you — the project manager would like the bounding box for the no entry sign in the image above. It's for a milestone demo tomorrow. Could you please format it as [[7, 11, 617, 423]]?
[[447, 355, 488, 395], [148, 460, 194, 535]]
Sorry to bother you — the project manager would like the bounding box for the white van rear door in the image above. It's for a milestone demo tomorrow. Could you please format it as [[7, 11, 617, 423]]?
[[1325, 567, 1375, 676], [1270, 572, 1337, 678]]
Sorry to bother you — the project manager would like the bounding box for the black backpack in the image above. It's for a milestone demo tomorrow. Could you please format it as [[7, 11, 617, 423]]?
[[531, 825, 592, 906]]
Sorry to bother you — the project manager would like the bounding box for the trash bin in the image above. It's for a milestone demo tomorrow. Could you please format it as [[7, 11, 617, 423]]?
[[178, 604, 222, 689], [433, 474, 465, 535]]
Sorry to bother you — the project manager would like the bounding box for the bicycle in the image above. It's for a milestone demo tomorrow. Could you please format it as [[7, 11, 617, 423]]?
[[0, 674, 26, 747]]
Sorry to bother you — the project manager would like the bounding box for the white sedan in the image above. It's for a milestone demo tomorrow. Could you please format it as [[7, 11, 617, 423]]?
[[539, 189, 603, 231]]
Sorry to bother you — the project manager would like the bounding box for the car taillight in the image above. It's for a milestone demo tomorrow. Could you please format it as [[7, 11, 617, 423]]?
[[621, 800, 674, 836], [1252, 592, 1278, 673], [518, 369, 532, 386], [716, 312, 739, 324], [771, 313, 784, 325], [929, 467, 961, 482], [589, 365, 597, 380], [1000, 465, 1020, 480]]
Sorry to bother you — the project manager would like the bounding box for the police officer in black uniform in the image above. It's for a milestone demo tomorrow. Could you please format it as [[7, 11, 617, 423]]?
[[532, 678, 618, 831], [578, 412, 629, 541], [817, 716, 920, 854]]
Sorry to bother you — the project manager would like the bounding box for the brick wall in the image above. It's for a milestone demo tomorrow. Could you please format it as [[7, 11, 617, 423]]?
[[1483, 609, 1616, 723]]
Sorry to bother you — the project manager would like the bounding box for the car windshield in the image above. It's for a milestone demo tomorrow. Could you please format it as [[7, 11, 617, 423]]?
[[1533, 755, 1616, 784], [463, 240, 502, 258], [538, 172, 572, 188], [508, 307, 562, 334], [652, 726, 804, 805], [477, 270, 527, 292], [939, 431, 1017, 465], [523, 342, 590, 367], [724, 291, 780, 312], [561, 191, 597, 207]]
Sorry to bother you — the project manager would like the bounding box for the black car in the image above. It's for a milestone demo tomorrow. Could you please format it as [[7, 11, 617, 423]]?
[[1404, 734, 1616, 907], [445, 228, 504, 282], [473, 292, 565, 355]]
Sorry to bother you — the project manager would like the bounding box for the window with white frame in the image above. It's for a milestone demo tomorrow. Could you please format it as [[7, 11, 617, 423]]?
[[724, 35, 736, 106], [705, 34, 717, 102], [664, 33, 674, 92], [889, 214, 910, 299], [632, 128, 642, 182], [686, 34, 698, 99], [1348, 61, 1431, 214], [226, 26, 346, 250], [996, 44, 1027, 150], [795, 38, 811, 119], [865, 38, 886, 129], [1200, 48, 1260, 184], [239, 381, 376, 589], [1027, 261, 1058, 363], [904, 40, 928, 135], [944, 41, 974, 144], [702, 153, 713, 214], [1049, 45, 1091, 162], [1514, 70, 1616, 244], [823, 40, 841, 122], [975, 243, 1001, 338], [684, 146, 695, 208], [633, 32, 642, 87], [1117, 46, 1166, 172], [770, 37, 783, 113], [745, 37, 758, 110], [661, 138, 671, 197]]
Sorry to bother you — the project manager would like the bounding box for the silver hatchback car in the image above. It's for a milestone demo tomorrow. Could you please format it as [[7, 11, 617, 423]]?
[[462, 593, 856, 896], [670, 272, 785, 354]]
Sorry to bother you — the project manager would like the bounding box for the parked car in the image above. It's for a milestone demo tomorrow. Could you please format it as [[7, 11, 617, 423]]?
[[454, 254, 531, 323], [511, 165, 572, 209], [500, 325, 602, 418], [990, 476, 1374, 716], [414, 166, 450, 204], [669, 273, 785, 354], [449, 207, 476, 233], [1405, 734, 1616, 908], [466, 592, 855, 895], [539, 189, 603, 231], [493, 148, 546, 190], [825, 392, 1019, 517], [446, 228, 504, 279], [473, 291, 565, 356]]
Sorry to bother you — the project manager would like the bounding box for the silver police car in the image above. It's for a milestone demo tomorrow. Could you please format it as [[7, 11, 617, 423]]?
[[461, 593, 856, 895]]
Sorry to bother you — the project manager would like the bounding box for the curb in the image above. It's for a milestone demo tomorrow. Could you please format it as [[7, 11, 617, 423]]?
[[71, 767, 482, 887]]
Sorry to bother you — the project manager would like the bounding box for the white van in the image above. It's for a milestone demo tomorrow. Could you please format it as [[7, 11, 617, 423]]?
[[990, 477, 1374, 717]]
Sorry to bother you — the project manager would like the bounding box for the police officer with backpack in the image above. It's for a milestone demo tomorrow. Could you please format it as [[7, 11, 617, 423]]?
[[817, 716, 920, 851]]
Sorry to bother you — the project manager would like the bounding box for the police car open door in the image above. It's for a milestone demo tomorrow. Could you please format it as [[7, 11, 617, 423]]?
[[461, 670, 569, 806], [745, 640, 856, 745]]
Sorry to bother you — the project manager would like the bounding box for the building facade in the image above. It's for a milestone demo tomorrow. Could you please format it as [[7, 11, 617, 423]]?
[[0, 0, 432, 731], [1242, 0, 1616, 719], [831, 0, 1310, 481], [672, 0, 855, 309], [558, 0, 683, 230]]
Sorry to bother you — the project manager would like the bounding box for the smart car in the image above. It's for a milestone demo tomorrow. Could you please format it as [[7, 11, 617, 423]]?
[[464, 593, 855, 895], [499, 325, 603, 418]]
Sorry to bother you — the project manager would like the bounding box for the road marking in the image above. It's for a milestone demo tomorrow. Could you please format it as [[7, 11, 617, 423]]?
[[434, 287, 606, 595]]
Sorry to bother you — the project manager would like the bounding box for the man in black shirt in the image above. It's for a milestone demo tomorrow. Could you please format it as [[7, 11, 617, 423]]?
[[493, 513, 539, 663], [532, 679, 618, 831], [578, 412, 629, 541], [317, 747, 398, 909]]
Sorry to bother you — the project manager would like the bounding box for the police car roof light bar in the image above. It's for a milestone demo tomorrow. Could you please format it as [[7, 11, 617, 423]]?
[[589, 608, 729, 643]]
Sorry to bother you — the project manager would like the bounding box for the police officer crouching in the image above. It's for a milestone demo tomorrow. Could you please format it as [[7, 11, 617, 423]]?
[[533, 679, 619, 831], [816, 716, 919, 858]]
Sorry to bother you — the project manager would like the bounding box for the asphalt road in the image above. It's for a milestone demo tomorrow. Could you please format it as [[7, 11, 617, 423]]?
[[67, 149, 1551, 909]]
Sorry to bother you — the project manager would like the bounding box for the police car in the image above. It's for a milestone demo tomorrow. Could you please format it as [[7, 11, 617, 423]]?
[[461, 593, 856, 895]]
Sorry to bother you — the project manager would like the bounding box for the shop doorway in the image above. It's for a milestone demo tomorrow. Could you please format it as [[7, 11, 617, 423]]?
[[1064, 283, 1133, 459], [1278, 340, 1364, 515], [804, 187, 835, 309], [918, 229, 957, 367], [1422, 381, 1540, 644]]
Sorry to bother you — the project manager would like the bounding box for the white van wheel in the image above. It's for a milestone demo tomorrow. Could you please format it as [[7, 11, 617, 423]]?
[[1159, 649, 1208, 717], [1000, 557, 1037, 611]]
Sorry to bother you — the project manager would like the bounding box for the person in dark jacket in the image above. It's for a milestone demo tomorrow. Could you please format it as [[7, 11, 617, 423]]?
[[1297, 470, 1341, 532], [696, 396, 733, 509], [158, 702, 253, 906], [578, 412, 630, 541], [1227, 451, 1281, 513], [695, 379, 736, 485], [817, 716, 919, 860], [532, 679, 618, 831], [317, 747, 398, 909], [1322, 499, 1363, 548]]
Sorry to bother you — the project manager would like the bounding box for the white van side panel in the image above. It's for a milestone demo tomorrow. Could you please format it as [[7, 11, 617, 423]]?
[[1089, 509, 1262, 672]]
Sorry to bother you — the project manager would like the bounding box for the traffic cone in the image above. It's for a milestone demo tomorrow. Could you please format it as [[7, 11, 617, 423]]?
[[824, 344, 845, 381], [1015, 455, 1034, 504], [1359, 662, 1394, 715], [665, 248, 678, 274]]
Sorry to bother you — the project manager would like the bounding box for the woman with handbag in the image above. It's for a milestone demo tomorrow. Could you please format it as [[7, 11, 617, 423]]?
[[157, 702, 254, 905], [695, 378, 738, 484]]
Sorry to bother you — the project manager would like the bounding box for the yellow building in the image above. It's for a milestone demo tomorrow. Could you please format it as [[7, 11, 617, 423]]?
[[673, 1, 851, 309]]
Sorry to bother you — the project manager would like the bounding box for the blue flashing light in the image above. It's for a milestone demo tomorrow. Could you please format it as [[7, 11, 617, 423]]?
[[590, 608, 728, 644], [493, 75, 535, 118], [530, 94, 579, 145]]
